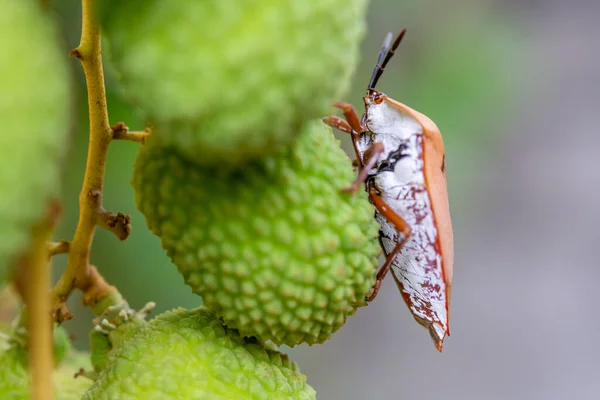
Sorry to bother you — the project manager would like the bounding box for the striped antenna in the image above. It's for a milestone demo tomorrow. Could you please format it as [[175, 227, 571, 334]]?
[[367, 29, 407, 90]]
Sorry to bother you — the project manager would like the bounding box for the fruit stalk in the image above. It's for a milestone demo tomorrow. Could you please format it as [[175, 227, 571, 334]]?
[[50, 0, 114, 320]]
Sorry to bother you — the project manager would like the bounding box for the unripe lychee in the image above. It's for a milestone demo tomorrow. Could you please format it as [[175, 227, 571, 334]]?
[[0, 324, 92, 399], [99, 0, 368, 165], [89, 304, 152, 374], [132, 121, 380, 346], [0, 0, 71, 281], [82, 307, 316, 400]]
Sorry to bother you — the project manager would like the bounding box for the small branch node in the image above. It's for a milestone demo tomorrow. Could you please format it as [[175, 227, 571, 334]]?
[[47, 240, 70, 257], [69, 48, 83, 60], [87, 188, 102, 203], [111, 122, 152, 143], [51, 302, 73, 324], [110, 121, 128, 134], [97, 209, 132, 241]]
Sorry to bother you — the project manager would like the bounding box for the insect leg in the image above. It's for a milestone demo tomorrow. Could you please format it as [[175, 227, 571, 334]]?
[[333, 101, 366, 133], [341, 143, 384, 193], [322, 114, 365, 168], [366, 186, 412, 302], [321, 116, 355, 135]]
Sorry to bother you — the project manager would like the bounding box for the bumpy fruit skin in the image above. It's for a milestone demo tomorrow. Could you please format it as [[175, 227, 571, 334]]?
[[90, 316, 149, 374], [0, 347, 92, 400], [132, 121, 381, 346], [0, 330, 92, 400], [82, 307, 316, 400], [0, 1, 71, 281], [54, 364, 94, 400], [99, 0, 367, 165], [54, 348, 94, 400]]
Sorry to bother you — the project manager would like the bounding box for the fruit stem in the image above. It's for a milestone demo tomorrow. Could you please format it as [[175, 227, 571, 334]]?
[[16, 203, 61, 400], [50, 0, 117, 321]]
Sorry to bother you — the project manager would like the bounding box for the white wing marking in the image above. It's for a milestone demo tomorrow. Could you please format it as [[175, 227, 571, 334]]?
[[362, 100, 449, 348]]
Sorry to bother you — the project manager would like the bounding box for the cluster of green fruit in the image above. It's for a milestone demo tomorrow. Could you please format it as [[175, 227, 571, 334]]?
[[0, 321, 93, 400], [1, 0, 382, 398]]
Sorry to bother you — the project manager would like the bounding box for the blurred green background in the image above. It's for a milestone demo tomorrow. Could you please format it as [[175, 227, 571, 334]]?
[[11, 0, 600, 399]]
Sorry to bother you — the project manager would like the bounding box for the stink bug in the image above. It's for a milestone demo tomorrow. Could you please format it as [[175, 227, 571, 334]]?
[[323, 29, 454, 351]]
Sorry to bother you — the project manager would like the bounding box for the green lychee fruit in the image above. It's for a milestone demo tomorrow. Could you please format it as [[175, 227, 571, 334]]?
[[132, 120, 381, 346], [55, 361, 94, 400], [0, 1, 71, 282], [89, 313, 150, 374], [0, 347, 93, 400], [87, 297, 157, 374], [54, 346, 93, 400], [82, 307, 316, 400], [2, 312, 73, 367], [99, 0, 368, 165], [0, 325, 92, 399]]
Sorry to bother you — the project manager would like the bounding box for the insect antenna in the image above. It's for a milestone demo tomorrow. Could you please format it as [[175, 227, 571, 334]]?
[[367, 32, 392, 91], [367, 29, 407, 91]]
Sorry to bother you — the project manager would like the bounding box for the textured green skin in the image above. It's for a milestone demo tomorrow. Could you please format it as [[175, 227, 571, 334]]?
[[54, 362, 94, 400], [90, 318, 149, 373], [0, 343, 92, 400], [1, 318, 73, 367], [0, 1, 71, 281], [132, 121, 381, 346], [99, 0, 368, 165], [83, 307, 316, 400]]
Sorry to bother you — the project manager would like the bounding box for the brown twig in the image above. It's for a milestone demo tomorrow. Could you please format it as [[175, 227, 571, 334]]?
[[88, 189, 132, 241], [47, 240, 69, 257], [97, 210, 132, 241], [111, 122, 151, 144], [50, 0, 131, 322]]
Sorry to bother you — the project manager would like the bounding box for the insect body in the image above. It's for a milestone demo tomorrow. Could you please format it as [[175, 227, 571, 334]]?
[[323, 30, 454, 351]]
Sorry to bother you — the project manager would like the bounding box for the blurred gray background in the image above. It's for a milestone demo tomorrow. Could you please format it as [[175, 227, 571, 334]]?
[[10, 0, 600, 398]]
